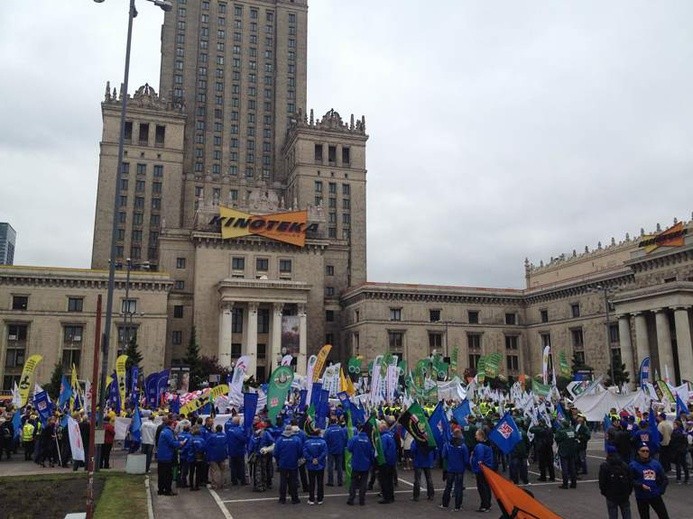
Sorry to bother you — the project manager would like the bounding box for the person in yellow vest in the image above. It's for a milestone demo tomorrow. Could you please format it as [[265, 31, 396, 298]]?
[[23, 417, 36, 461]]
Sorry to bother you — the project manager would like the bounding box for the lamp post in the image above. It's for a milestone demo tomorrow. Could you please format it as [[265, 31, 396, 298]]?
[[593, 284, 616, 386], [94, 0, 172, 429]]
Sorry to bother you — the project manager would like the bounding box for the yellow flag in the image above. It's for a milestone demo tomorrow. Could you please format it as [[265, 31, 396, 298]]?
[[116, 354, 128, 409], [313, 344, 332, 382], [180, 385, 229, 416], [18, 354, 43, 407], [70, 364, 79, 412]]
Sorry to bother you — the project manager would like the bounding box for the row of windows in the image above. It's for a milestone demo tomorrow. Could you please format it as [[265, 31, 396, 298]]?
[[118, 195, 161, 211], [231, 256, 292, 274], [123, 122, 166, 147], [315, 144, 351, 165], [387, 308, 519, 325], [118, 212, 161, 227], [121, 163, 164, 177], [9, 295, 85, 312], [314, 181, 351, 195], [119, 179, 163, 194]]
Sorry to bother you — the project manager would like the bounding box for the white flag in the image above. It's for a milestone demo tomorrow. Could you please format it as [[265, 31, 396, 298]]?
[[67, 416, 85, 462]]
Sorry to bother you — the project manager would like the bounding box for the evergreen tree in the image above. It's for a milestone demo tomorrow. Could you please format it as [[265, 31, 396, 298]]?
[[183, 326, 205, 390], [571, 354, 593, 374], [124, 334, 143, 371], [44, 362, 64, 401], [612, 362, 630, 387]]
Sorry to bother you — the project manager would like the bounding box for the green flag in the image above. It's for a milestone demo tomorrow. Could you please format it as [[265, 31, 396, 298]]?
[[450, 347, 458, 377], [532, 379, 551, 397], [368, 414, 386, 465], [477, 356, 487, 383], [347, 357, 362, 380], [267, 365, 294, 424], [400, 402, 437, 448], [558, 351, 571, 379], [344, 408, 354, 487]]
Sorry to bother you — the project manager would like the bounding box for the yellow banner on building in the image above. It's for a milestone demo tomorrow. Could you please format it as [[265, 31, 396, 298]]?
[[116, 354, 128, 409], [18, 354, 43, 407], [214, 206, 312, 247], [180, 384, 230, 416], [312, 344, 332, 382]]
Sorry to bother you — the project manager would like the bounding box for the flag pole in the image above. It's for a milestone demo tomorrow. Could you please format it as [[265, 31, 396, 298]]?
[[86, 294, 102, 519]]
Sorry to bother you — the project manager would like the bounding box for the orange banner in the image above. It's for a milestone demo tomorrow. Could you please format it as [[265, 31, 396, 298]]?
[[639, 222, 687, 253], [215, 206, 312, 247]]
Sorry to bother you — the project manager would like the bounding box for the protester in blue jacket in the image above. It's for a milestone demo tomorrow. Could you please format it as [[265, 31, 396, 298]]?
[[156, 417, 186, 496], [378, 422, 398, 504], [471, 429, 496, 513], [274, 425, 303, 504], [225, 416, 247, 486], [206, 424, 229, 490], [249, 422, 275, 491], [347, 426, 375, 506], [324, 417, 347, 486], [178, 425, 193, 488], [440, 429, 469, 510], [303, 428, 328, 505], [189, 426, 207, 491], [629, 443, 670, 519], [411, 439, 436, 502]]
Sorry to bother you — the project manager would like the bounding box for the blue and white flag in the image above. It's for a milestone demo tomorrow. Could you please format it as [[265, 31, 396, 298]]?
[[676, 392, 688, 417], [131, 403, 142, 443], [33, 390, 54, 426], [58, 375, 72, 409], [108, 371, 121, 413], [489, 411, 521, 455], [145, 373, 158, 408], [639, 357, 651, 390], [452, 399, 471, 425], [428, 401, 451, 450], [12, 409, 22, 441]]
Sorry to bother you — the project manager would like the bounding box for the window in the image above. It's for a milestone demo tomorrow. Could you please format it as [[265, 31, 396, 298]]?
[[63, 325, 83, 343], [388, 331, 404, 351], [314, 144, 323, 162], [342, 147, 350, 164], [505, 335, 519, 350], [12, 296, 28, 311], [328, 145, 337, 163], [174, 280, 185, 290], [506, 355, 519, 373], [571, 328, 584, 348], [231, 343, 242, 358], [541, 333, 551, 347], [429, 309, 441, 322], [469, 354, 481, 370], [136, 163, 147, 175], [138, 123, 149, 145], [609, 324, 619, 344], [325, 287, 335, 297], [468, 310, 479, 324], [258, 309, 270, 334], [121, 299, 137, 315], [279, 259, 292, 273], [505, 313, 516, 325], [428, 332, 443, 350], [326, 265, 334, 276], [468, 333, 481, 350], [172, 331, 183, 345], [5, 324, 27, 370], [540, 309, 549, 323], [571, 303, 580, 318], [153, 165, 163, 177], [173, 305, 184, 318], [155, 125, 165, 145], [326, 310, 334, 322], [314, 180, 323, 192], [256, 258, 269, 272], [389, 308, 402, 321], [68, 297, 84, 312], [231, 256, 245, 270], [62, 325, 83, 372], [231, 307, 244, 333]]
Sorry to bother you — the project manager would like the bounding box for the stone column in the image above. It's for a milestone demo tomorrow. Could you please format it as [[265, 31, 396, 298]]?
[[617, 315, 635, 389], [271, 303, 284, 372], [297, 304, 307, 376], [633, 312, 650, 370], [674, 307, 693, 383], [654, 309, 675, 383], [246, 302, 259, 378], [218, 303, 233, 368]]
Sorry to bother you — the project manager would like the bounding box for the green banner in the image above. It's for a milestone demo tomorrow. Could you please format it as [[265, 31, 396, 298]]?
[[344, 408, 354, 487], [532, 379, 551, 397], [401, 402, 437, 447], [477, 356, 487, 383], [485, 352, 502, 378], [347, 357, 362, 380], [267, 365, 294, 424], [368, 415, 386, 465], [558, 351, 571, 379]]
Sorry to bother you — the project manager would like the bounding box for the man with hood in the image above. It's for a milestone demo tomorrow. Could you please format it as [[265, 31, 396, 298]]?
[[599, 445, 633, 519], [629, 443, 669, 519], [440, 428, 468, 511], [274, 424, 302, 504]]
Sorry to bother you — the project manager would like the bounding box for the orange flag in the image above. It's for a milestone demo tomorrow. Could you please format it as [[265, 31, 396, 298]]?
[[481, 465, 562, 519]]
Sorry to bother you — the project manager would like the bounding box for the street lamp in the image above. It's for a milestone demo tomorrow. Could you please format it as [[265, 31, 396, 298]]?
[[592, 284, 617, 386], [95, 0, 172, 429]]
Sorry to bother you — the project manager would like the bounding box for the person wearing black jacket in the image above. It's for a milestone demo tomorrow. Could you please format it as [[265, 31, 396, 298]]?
[[670, 420, 689, 484], [529, 422, 555, 482], [599, 446, 633, 519]]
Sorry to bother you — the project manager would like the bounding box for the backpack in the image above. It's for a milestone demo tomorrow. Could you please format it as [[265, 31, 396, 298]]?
[[606, 462, 633, 500]]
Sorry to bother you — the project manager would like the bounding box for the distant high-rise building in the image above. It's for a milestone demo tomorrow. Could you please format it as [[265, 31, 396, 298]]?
[[91, 0, 368, 378], [0, 223, 16, 265]]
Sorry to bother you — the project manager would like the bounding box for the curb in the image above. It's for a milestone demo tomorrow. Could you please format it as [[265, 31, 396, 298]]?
[[145, 475, 155, 519]]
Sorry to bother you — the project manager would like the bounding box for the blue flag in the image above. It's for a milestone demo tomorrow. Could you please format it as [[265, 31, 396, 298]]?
[[676, 393, 688, 417], [129, 366, 139, 406], [131, 403, 142, 443], [170, 394, 181, 414], [452, 399, 471, 426], [243, 392, 259, 437], [12, 409, 22, 441], [33, 391, 54, 426], [603, 414, 613, 450], [156, 370, 170, 407], [428, 401, 451, 450], [489, 411, 521, 455], [316, 389, 330, 430], [556, 402, 567, 422], [298, 389, 308, 411], [639, 357, 651, 390], [310, 383, 323, 408], [58, 375, 72, 409], [648, 404, 661, 451], [108, 371, 121, 413], [145, 373, 158, 408]]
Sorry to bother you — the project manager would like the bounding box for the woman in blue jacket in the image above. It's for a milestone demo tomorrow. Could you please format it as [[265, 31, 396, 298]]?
[[629, 443, 670, 519], [470, 429, 496, 513], [303, 428, 328, 505]]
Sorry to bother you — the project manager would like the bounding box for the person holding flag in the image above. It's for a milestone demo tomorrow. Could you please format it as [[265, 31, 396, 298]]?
[[411, 438, 435, 502], [440, 428, 468, 511]]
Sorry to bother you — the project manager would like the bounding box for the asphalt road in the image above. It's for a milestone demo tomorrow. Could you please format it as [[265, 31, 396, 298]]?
[[211, 437, 693, 519]]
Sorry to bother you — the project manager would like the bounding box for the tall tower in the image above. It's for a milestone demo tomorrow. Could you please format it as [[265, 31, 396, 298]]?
[[0, 223, 16, 266], [159, 0, 308, 227]]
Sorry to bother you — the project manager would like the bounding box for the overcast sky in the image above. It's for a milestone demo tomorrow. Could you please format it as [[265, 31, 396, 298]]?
[[1, 1, 691, 289]]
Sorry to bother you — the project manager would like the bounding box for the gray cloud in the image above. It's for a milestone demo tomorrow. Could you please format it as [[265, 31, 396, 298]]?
[[1, 1, 691, 288]]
